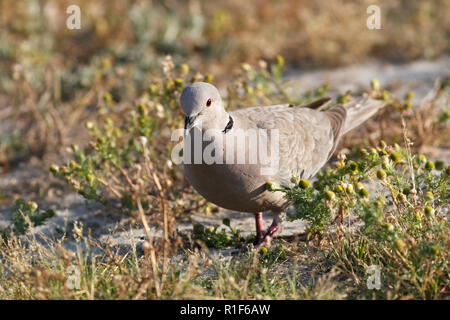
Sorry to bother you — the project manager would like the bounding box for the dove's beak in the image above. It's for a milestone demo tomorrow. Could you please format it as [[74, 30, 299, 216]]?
[[184, 115, 198, 131], [184, 115, 192, 130]]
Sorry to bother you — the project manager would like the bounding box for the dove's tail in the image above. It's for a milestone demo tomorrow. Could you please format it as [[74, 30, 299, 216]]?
[[326, 96, 385, 139]]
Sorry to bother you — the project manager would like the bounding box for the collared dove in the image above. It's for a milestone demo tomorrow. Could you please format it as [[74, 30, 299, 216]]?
[[180, 82, 384, 244]]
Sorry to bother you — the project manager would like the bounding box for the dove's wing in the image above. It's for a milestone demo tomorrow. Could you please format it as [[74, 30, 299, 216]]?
[[230, 102, 338, 186]]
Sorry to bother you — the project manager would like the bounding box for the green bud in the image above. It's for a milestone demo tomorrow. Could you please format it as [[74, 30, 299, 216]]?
[[369, 148, 377, 155], [349, 161, 358, 172], [275, 55, 284, 66], [337, 93, 348, 104], [424, 206, 434, 217], [298, 179, 309, 189], [378, 140, 386, 149], [147, 84, 158, 96], [430, 245, 439, 256], [346, 184, 354, 194], [404, 101, 412, 110], [389, 152, 402, 163], [84, 121, 94, 130], [384, 222, 395, 232], [266, 181, 275, 191], [324, 190, 335, 201], [103, 92, 112, 102], [424, 191, 433, 201], [415, 154, 427, 165], [69, 160, 77, 169], [27, 201, 38, 212], [394, 239, 406, 252], [222, 218, 231, 227], [425, 161, 434, 171], [180, 64, 189, 74], [204, 74, 213, 83], [137, 103, 147, 115], [360, 148, 368, 157], [50, 164, 59, 174], [290, 176, 300, 185], [240, 63, 252, 72], [402, 187, 411, 195], [404, 91, 414, 100], [359, 188, 369, 197], [376, 169, 387, 181], [375, 200, 384, 208], [193, 223, 205, 236], [174, 78, 183, 87], [434, 160, 444, 170], [370, 78, 380, 91], [86, 173, 94, 184]]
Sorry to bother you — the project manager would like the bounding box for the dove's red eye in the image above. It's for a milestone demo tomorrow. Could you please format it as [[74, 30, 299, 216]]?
[[206, 98, 212, 107]]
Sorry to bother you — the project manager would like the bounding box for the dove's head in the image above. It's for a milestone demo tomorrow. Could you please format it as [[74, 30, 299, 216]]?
[[180, 82, 227, 130]]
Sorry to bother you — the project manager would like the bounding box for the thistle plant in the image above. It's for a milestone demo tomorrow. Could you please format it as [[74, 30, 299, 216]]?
[[268, 140, 449, 299]]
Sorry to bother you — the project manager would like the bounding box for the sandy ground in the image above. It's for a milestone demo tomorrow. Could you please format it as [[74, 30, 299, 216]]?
[[1, 57, 449, 257]]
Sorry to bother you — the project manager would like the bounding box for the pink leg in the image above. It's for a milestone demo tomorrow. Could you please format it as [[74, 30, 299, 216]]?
[[254, 212, 264, 243], [264, 220, 279, 239], [258, 220, 280, 246]]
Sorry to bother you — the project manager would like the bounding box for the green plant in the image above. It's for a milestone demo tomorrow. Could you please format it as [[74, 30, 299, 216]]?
[[0, 198, 55, 238], [268, 138, 449, 299], [192, 218, 250, 248]]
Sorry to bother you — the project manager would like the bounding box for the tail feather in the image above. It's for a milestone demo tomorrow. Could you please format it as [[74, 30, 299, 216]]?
[[326, 96, 385, 141], [323, 96, 385, 160], [341, 96, 385, 135]]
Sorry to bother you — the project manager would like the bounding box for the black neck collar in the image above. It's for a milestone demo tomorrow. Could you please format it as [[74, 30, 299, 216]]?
[[222, 115, 234, 133]]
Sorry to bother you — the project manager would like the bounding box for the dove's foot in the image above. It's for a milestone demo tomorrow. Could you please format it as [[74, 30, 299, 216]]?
[[253, 212, 264, 245], [254, 221, 280, 247]]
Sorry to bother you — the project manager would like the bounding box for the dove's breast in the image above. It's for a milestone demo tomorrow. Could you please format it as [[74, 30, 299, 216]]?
[[184, 162, 287, 213]]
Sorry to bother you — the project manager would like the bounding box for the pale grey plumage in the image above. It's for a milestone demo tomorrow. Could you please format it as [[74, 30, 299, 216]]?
[[180, 82, 384, 240]]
